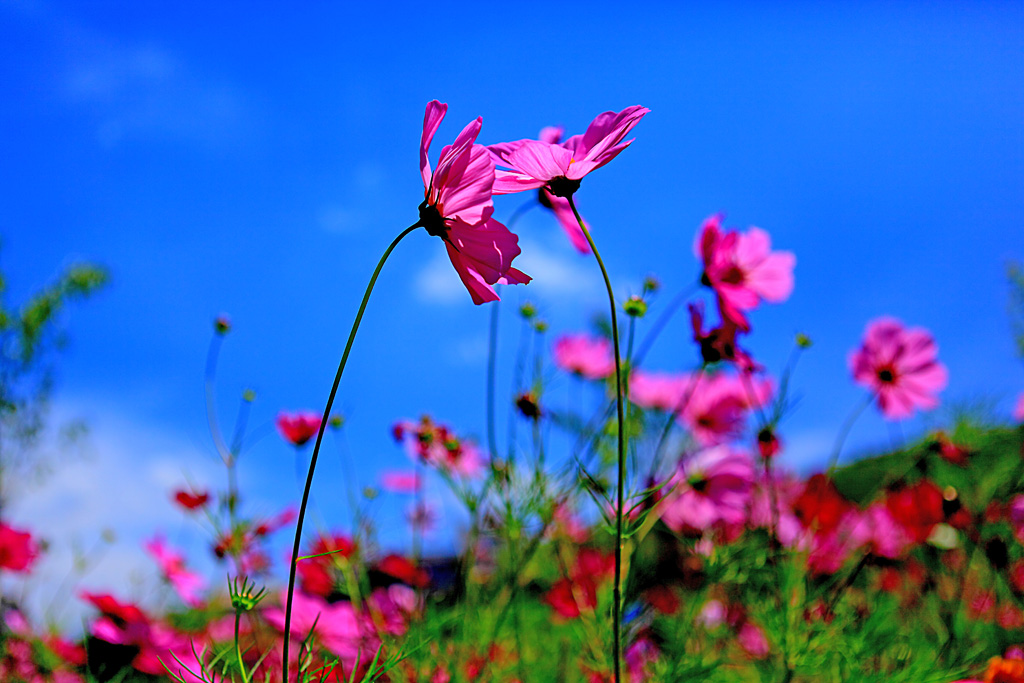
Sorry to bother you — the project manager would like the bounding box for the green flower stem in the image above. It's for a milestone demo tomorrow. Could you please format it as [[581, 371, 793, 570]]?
[[567, 195, 625, 683], [281, 223, 419, 683]]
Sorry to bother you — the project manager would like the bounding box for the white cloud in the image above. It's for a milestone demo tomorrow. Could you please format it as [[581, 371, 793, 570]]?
[[413, 236, 605, 307], [3, 400, 221, 632]]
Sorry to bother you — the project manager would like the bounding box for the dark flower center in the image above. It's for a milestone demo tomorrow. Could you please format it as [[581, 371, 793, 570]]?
[[689, 475, 709, 493], [877, 367, 895, 383], [417, 200, 448, 238], [547, 175, 581, 199], [537, 188, 553, 209]]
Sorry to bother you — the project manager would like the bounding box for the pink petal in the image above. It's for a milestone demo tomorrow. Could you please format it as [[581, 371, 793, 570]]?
[[420, 101, 447, 189]]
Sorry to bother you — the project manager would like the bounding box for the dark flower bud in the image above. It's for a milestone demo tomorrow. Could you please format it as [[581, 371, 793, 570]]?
[[214, 315, 231, 335], [623, 296, 648, 318]]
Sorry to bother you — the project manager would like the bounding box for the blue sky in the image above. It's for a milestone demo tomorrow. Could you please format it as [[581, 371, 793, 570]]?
[[2, 1, 1022, 620]]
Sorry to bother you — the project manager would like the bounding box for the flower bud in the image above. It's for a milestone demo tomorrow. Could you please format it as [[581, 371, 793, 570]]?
[[519, 302, 537, 320], [795, 333, 812, 349], [533, 319, 549, 333], [329, 413, 345, 429], [642, 275, 661, 294], [214, 315, 232, 335], [242, 388, 256, 403], [623, 295, 648, 318]]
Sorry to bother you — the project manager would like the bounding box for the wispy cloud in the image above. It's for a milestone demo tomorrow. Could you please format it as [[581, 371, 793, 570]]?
[[4, 400, 221, 631]]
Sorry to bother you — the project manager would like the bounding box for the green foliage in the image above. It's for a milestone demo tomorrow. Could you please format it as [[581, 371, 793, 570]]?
[[0, 245, 108, 504]]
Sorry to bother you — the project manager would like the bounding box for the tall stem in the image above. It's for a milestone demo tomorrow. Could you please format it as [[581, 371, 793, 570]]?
[[281, 224, 419, 683], [567, 196, 625, 683]]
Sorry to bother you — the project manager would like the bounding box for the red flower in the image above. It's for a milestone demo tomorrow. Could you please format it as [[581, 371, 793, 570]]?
[[0, 522, 38, 573], [885, 480, 945, 543], [689, 300, 759, 371], [645, 586, 680, 615], [276, 411, 322, 447], [792, 475, 852, 533], [298, 533, 356, 597], [377, 554, 430, 588], [173, 489, 210, 510], [930, 431, 971, 467]]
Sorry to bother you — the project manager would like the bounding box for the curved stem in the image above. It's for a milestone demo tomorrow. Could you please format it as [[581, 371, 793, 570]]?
[[827, 392, 874, 474], [567, 195, 625, 683], [281, 223, 419, 683]]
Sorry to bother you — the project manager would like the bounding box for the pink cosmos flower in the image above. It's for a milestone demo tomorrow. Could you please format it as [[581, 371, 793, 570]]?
[[275, 411, 322, 447], [381, 470, 421, 494], [696, 215, 795, 331], [660, 446, 755, 532], [393, 416, 485, 478], [0, 522, 38, 573], [489, 105, 650, 198], [628, 370, 691, 411], [737, 622, 770, 659], [849, 317, 948, 419], [144, 535, 206, 607], [1015, 392, 1024, 421], [417, 100, 530, 305], [689, 300, 759, 372], [679, 372, 772, 446], [515, 126, 592, 253], [264, 590, 375, 672], [553, 334, 614, 380]]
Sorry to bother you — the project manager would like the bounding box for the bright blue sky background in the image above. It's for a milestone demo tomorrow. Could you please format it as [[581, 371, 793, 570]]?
[[2, 1, 1022, 623]]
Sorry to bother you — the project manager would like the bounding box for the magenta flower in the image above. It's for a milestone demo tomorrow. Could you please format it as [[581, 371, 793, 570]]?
[[0, 522, 38, 573], [553, 333, 614, 380], [381, 470, 421, 494], [1014, 391, 1024, 421], [849, 317, 948, 419], [489, 105, 650, 198], [679, 372, 772, 446], [629, 370, 691, 411], [660, 446, 754, 532], [144, 535, 206, 607], [275, 411, 321, 447], [508, 126, 592, 253], [696, 215, 795, 331], [417, 100, 530, 305], [264, 590, 374, 668]]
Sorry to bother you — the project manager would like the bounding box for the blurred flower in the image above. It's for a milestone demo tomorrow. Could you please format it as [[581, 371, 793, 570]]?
[[885, 480, 945, 544], [275, 410, 322, 447], [544, 548, 614, 620], [661, 446, 754, 532], [489, 105, 650, 197], [792, 474, 852, 534], [679, 372, 772, 446], [393, 416, 485, 478], [737, 622, 770, 659], [381, 470, 421, 494], [407, 502, 437, 534], [173, 488, 210, 511], [553, 333, 614, 380], [930, 431, 971, 467], [298, 533, 356, 597], [629, 370, 690, 411], [515, 391, 543, 420], [1015, 392, 1024, 422], [689, 301, 759, 371], [377, 554, 430, 588], [696, 215, 795, 331], [756, 426, 781, 459], [0, 522, 38, 573], [527, 125, 592, 253], [849, 317, 948, 419], [144, 535, 205, 607], [417, 100, 530, 305]]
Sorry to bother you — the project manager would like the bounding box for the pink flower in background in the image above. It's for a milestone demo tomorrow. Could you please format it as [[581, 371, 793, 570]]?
[[737, 622, 770, 659], [417, 100, 530, 305], [381, 470, 421, 494], [407, 502, 437, 534], [689, 300, 759, 372], [489, 105, 650, 197], [629, 370, 691, 411], [849, 318, 947, 419], [144, 535, 206, 607], [679, 372, 772, 446], [276, 411, 322, 447], [264, 590, 373, 669], [553, 334, 614, 379], [393, 416, 485, 478], [661, 446, 755, 532], [697, 215, 795, 331], [1015, 392, 1024, 421], [0, 522, 38, 573]]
